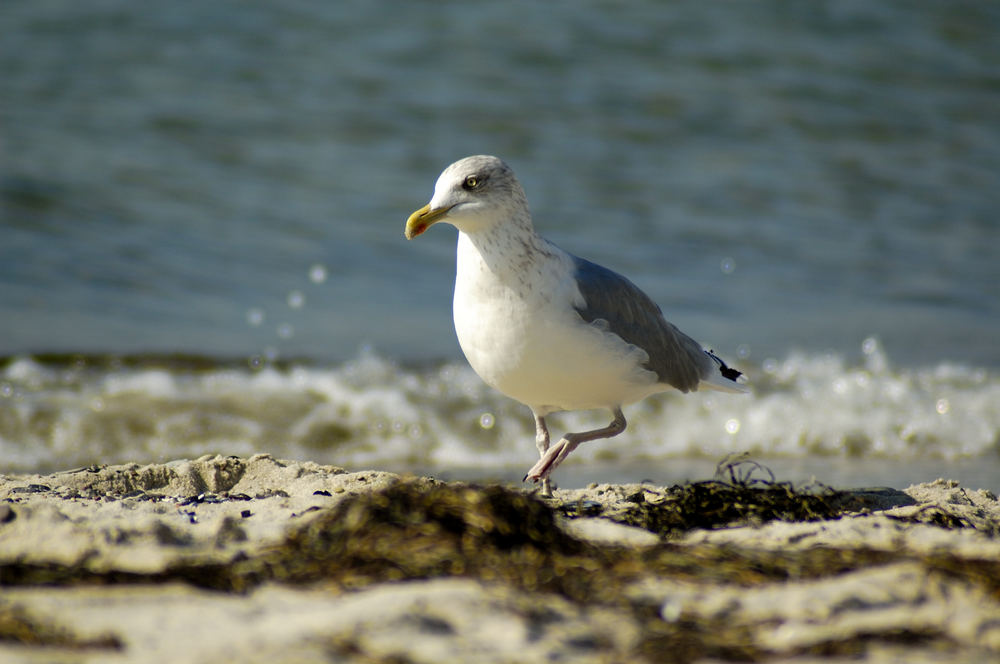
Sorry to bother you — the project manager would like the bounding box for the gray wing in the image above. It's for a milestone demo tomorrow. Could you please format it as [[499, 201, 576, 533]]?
[[571, 255, 714, 393]]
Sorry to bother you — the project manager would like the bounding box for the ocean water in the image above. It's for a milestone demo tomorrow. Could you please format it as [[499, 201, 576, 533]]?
[[2, 342, 998, 491], [2, 1, 998, 488]]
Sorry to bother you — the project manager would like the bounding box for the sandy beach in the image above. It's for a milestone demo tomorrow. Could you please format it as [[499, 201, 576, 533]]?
[[1, 453, 998, 663]]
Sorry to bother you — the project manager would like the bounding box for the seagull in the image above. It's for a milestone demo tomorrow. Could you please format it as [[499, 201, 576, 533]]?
[[405, 155, 748, 494]]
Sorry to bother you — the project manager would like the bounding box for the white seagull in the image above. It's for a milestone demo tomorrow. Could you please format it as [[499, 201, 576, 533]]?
[[405, 155, 748, 494]]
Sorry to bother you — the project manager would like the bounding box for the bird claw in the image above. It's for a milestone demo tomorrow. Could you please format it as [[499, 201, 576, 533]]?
[[523, 471, 554, 498], [524, 440, 567, 484]]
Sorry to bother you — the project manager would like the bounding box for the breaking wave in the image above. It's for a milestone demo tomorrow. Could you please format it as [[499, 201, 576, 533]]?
[[1, 339, 997, 476]]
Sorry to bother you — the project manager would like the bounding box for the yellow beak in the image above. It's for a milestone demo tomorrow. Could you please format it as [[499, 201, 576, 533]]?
[[405, 203, 454, 240]]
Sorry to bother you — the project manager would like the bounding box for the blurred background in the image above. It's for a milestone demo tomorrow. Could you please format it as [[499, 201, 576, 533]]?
[[2, 1, 998, 488]]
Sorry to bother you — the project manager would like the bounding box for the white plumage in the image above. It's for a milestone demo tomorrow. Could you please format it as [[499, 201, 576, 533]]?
[[406, 155, 747, 493]]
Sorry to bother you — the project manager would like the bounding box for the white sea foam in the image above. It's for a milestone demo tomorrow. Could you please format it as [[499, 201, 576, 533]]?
[[0, 342, 997, 477]]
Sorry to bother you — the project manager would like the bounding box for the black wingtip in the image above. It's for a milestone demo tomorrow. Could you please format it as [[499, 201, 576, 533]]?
[[720, 364, 743, 381], [707, 349, 743, 381]]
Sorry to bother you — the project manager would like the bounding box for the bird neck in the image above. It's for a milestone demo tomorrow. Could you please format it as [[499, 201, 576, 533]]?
[[456, 220, 556, 287]]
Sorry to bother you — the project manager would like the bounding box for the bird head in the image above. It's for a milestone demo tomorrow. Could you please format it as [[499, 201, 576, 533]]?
[[405, 155, 528, 239]]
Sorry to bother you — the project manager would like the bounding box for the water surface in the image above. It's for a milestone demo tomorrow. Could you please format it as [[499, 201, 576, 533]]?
[[2, 1, 998, 485]]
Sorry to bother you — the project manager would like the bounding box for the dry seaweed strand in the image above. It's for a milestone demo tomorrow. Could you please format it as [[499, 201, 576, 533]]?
[[614, 454, 849, 537]]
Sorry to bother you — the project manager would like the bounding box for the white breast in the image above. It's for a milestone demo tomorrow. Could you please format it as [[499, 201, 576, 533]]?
[[452, 232, 660, 415]]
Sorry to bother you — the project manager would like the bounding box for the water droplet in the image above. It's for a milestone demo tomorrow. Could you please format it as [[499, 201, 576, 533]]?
[[725, 418, 741, 435], [737, 344, 751, 359], [862, 337, 878, 355], [936, 398, 950, 415], [720, 257, 736, 274], [479, 413, 495, 429], [277, 323, 294, 339], [246, 308, 265, 327], [309, 264, 328, 284], [287, 290, 304, 309]]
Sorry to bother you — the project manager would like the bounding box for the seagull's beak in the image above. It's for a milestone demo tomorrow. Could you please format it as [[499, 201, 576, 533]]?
[[405, 203, 453, 240]]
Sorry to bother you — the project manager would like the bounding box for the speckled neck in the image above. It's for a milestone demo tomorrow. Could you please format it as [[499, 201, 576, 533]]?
[[457, 215, 558, 290]]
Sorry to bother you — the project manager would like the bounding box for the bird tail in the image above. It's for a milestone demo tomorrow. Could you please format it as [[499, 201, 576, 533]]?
[[701, 349, 750, 393]]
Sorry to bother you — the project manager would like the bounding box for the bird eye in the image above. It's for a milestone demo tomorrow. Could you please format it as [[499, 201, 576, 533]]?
[[462, 175, 480, 190]]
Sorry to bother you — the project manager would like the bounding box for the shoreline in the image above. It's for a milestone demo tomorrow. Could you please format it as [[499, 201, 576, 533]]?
[[2, 454, 998, 663]]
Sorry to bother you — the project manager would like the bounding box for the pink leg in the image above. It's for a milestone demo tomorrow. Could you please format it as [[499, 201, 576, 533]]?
[[524, 408, 626, 487], [532, 412, 553, 496]]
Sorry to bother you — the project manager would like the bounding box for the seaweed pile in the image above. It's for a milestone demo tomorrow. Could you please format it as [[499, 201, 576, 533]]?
[[2, 455, 998, 662]]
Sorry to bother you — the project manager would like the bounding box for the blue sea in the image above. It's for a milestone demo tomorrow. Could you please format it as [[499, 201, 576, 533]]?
[[2, 1, 998, 490]]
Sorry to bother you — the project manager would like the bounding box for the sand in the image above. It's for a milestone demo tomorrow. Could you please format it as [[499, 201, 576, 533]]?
[[1, 453, 998, 663]]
